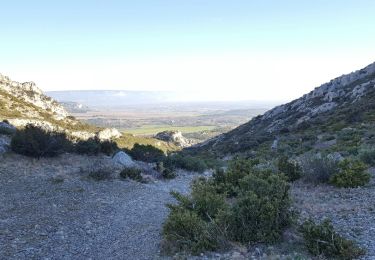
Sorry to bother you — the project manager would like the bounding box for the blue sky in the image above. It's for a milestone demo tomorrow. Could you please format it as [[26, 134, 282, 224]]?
[[1, 1, 375, 101]]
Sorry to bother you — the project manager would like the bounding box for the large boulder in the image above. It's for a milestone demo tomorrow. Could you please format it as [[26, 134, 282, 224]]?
[[112, 151, 136, 168], [97, 128, 122, 141], [155, 130, 193, 147]]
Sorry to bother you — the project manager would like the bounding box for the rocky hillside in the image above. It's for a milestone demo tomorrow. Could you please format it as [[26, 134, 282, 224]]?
[[0, 73, 179, 153], [194, 61, 375, 157], [0, 73, 93, 133], [0, 74, 68, 120], [0, 73, 127, 142]]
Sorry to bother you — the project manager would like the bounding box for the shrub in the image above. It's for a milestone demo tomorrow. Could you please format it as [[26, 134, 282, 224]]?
[[164, 154, 207, 173], [75, 137, 101, 155], [300, 219, 365, 259], [190, 179, 227, 221], [162, 158, 293, 254], [100, 140, 118, 156], [277, 156, 302, 182], [212, 158, 259, 197], [224, 170, 292, 243], [359, 147, 375, 166], [155, 162, 176, 179], [300, 154, 339, 184], [75, 137, 118, 156], [88, 166, 115, 181], [11, 124, 72, 158], [120, 167, 143, 182], [161, 168, 177, 179], [329, 159, 370, 188], [129, 143, 165, 163], [0, 121, 15, 135], [162, 208, 218, 254]]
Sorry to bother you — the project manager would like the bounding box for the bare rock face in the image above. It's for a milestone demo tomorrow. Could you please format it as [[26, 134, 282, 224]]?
[[155, 130, 193, 147], [97, 128, 122, 141]]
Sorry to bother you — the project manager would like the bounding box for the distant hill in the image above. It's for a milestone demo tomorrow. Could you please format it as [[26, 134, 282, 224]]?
[[47, 90, 185, 107], [47, 90, 280, 109], [193, 61, 375, 158], [60, 101, 91, 113]]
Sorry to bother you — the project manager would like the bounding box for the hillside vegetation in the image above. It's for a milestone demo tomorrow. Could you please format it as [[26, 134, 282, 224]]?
[[193, 62, 375, 160]]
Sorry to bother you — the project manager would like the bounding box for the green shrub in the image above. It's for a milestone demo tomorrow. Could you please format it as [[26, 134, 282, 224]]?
[[0, 121, 15, 135], [212, 158, 259, 197], [300, 219, 365, 259], [164, 154, 207, 173], [162, 208, 218, 254], [190, 179, 227, 221], [224, 170, 292, 243], [100, 140, 118, 156], [155, 162, 176, 179], [277, 156, 302, 182], [88, 167, 114, 181], [359, 147, 375, 166], [120, 167, 143, 182], [329, 159, 370, 188], [11, 124, 72, 158], [75, 137, 101, 155], [162, 158, 293, 254], [129, 143, 165, 163], [161, 168, 177, 179], [75, 137, 118, 156], [300, 154, 339, 184]]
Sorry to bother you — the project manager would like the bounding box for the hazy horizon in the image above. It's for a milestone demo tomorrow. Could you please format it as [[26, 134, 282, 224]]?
[[1, 1, 375, 102], [47, 89, 286, 106]]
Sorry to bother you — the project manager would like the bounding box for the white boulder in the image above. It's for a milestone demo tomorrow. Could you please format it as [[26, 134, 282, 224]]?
[[112, 151, 136, 168], [97, 128, 122, 141]]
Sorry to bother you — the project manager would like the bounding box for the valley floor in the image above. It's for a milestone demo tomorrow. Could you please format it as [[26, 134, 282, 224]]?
[[0, 153, 374, 259]]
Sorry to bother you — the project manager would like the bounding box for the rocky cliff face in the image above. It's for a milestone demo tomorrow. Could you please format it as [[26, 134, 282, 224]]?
[[0, 74, 68, 120], [0, 73, 122, 141], [194, 61, 375, 156]]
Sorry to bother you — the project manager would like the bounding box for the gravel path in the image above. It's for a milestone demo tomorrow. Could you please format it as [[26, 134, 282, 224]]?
[[0, 154, 196, 260]]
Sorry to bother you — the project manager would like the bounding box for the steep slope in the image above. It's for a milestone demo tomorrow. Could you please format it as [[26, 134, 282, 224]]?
[[0, 73, 96, 134], [194, 62, 375, 157]]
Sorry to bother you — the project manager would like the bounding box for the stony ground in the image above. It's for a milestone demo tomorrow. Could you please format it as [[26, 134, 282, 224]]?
[[291, 169, 375, 260], [1, 153, 374, 260], [0, 153, 197, 260]]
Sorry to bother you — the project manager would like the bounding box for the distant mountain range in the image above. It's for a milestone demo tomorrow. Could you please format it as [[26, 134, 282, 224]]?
[[46, 90, 281, 109]]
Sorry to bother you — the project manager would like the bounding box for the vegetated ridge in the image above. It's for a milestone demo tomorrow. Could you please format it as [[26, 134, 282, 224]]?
[[194, 61, 375, 158]]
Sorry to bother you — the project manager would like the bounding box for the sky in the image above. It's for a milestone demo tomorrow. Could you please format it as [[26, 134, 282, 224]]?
[[1, 0, 375, 102]]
